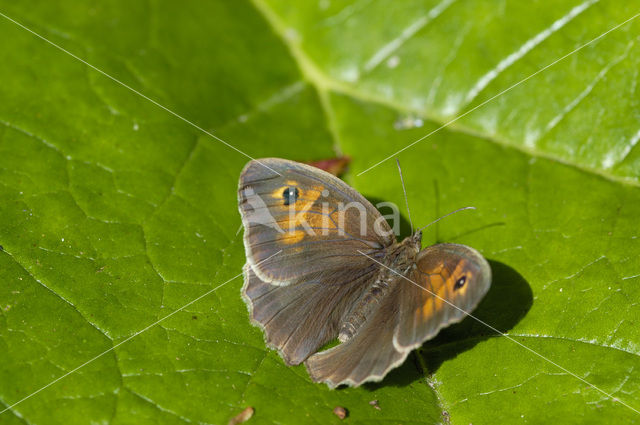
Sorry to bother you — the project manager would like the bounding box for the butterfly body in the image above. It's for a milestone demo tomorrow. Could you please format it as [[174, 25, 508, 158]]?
[[238, 158, 491, 387], [338, 232, 421, 342]]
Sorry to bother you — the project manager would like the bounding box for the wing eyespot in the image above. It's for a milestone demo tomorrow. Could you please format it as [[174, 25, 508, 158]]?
[[454, 275, 467, 290], [282, 187, 299, 205]]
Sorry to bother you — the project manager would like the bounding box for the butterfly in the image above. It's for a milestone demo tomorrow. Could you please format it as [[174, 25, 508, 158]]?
[[238, 158, 491, 388]]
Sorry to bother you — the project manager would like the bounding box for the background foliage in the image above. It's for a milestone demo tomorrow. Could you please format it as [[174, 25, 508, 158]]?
[[0, 1, 639, 424]]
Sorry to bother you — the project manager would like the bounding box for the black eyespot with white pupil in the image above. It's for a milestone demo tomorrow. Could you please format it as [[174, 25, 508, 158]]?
[[454, 275, 467, 290], [282, 187, 299, 206]]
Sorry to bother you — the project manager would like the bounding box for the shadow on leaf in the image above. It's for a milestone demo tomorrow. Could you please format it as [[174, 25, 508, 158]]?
[[364, 195, 413, 238]]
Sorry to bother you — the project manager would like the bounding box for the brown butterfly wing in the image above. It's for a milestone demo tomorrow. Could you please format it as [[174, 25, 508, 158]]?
[[393, 243, 492, 351], [242, 262, 380, 365], [304, 280, 408, 388], [239, 158, 394, 285]]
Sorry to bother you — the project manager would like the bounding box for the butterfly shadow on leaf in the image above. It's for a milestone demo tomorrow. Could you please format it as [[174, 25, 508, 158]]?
[[363, 195, 413, 238]]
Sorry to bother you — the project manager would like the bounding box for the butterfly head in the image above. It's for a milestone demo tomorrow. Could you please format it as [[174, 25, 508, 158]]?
[[406, 229, 422, 251], [397, 230, 422, 257]]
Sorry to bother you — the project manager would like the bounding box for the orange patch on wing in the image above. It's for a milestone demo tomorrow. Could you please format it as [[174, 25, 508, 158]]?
[[299, 185, 324, 204], [417, 258, 472, 321], [273, 185, 326, 232], [433, 277, 449, 312], [419, 300, 432, 322], [279, 229, 306, 244], [270, 186, 288, 200], [270, 184, 324, 204], [420, 273, 445, 320]]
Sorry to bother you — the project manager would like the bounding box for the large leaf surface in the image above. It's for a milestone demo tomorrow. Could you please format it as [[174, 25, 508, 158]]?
[[0, 1, 639, 424]]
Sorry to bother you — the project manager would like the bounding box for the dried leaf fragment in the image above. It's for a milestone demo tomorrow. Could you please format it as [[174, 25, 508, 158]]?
[[228, 406, 254, 425], [333, 406, 348, 420]]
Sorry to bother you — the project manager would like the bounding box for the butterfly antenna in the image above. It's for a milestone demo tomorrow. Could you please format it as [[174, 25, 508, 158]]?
[[417, 206, 476, 233], [396, 158, 414, 234]]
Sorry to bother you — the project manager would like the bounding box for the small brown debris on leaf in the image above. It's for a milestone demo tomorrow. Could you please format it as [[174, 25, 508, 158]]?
[[304, 156, 351, 177], [333, 406, 348, 420], [369, 399, 380, 410], [228, 406, 254, 425]]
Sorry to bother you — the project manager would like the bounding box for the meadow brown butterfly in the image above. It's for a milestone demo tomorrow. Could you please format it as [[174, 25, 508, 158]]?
[[238, 158, 491, 387]]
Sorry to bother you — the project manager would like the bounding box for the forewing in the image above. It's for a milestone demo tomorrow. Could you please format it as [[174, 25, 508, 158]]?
[[238, 158, 394, 285], [393, 243, 492, 351]]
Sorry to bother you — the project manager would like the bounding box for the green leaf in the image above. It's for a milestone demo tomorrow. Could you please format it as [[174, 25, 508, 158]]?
[[0, 1, 639, 424]]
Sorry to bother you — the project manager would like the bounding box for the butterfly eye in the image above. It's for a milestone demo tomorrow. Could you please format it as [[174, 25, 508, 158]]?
[[282, 187, 299, 206], [454, 275, 467, 290]]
